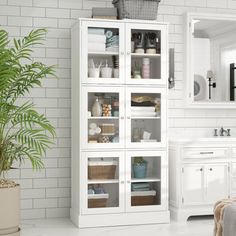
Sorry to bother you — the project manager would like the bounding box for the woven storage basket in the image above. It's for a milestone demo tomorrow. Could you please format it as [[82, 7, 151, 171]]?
[[112, 0, 160, 20], [131, 190, 156, 206], [88, 193, 109, 208], [88, 198, 107, 208], [131, 195, 156, 206], [88, 161, 117, 179]]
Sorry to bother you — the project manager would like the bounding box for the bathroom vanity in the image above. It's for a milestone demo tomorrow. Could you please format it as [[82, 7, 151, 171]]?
[[169, 138, 236, 221]]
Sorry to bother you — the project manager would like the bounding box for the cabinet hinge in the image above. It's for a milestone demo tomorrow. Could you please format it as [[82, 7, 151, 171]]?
[[189, 93, 191, 98], [228, 166, 230, 172], [182, 197, 184, 203], [189, 22, 192, 28], [228, 195, 230, 199], [182, 167, 184, 173]]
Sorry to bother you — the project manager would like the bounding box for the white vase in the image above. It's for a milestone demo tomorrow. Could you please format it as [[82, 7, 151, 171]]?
[[92, 98, 102, 117], [0, 185, 20, 236]]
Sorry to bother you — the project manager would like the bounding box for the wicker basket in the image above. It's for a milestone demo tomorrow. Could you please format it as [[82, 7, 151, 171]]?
[[131, 190, 156, 206], [112, 0, 160, 20], [88, 193, 109, 208], [88, 161, 117, 179]]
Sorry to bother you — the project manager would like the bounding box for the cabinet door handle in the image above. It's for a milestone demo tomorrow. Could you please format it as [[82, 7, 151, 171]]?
[[120, 116, 124, 120], [120, 181, 125, 184], [127, 116, 131, 119], [200, 152, 214, 154], [121, 52, 124, 55], [127, 51, 131, 55], [200, 168, 203, 171], [209, 168, 213, 171], [127, 180, 131, 183]]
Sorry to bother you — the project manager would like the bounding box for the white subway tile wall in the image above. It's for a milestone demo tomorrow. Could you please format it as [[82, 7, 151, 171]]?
[[0, 0, 235, 219]]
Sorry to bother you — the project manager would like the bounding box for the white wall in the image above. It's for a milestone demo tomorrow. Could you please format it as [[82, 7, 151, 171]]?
[[1, 0, 236, 219]]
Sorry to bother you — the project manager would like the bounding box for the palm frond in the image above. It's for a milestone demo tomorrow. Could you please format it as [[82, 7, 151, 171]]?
[[0, 28, 56, 177]]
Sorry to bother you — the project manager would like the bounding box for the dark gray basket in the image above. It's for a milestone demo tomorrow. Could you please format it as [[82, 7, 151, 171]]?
[[112, 0, 160, 20]]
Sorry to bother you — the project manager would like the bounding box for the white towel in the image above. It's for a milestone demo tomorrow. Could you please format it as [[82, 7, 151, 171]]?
[[88, 42, 105, 52], [88, 34, 106, 43], [131, 111, 157, 117], [88, 28, 105, 35]]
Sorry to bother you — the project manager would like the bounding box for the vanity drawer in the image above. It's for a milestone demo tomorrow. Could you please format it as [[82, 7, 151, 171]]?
[[183, 148, 227, 159]]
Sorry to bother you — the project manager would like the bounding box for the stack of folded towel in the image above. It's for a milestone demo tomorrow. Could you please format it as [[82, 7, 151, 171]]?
[[131, 183, 150, 192], [88, 28, 106, 52], [131, 106, 156, 117], [106, 35, 119, 52]]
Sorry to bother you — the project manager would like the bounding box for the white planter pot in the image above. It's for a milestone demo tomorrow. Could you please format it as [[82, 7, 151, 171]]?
[[0, 185, 20, 236]]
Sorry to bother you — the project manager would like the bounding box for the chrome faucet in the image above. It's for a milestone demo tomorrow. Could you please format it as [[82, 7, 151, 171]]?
[[214, 127, 231, 136]]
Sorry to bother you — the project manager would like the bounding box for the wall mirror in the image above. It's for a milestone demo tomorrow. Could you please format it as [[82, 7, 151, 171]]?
[[185, 13, 236, 108]]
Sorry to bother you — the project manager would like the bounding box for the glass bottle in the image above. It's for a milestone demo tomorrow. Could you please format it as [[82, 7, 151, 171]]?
[[92, 97, 102, 117]]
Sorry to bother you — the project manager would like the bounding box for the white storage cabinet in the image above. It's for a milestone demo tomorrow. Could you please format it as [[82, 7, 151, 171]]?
[[71, 18, 169, 228]]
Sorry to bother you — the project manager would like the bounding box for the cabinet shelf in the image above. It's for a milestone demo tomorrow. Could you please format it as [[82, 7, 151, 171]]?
[[88, 117, 119, 120], [88, 51, 119, 56], [88, 77, 119, 80], [131, 116, 161, 120], [131, 53, 161, 58], [131, 178, 161, 183], [88, 179, 119, 184]]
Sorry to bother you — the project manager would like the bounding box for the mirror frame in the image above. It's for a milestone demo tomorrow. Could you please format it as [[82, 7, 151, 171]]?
[[185, 12, 236, 109]]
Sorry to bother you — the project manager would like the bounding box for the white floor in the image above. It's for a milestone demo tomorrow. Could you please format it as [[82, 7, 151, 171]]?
[[21, 216, 215, 236]]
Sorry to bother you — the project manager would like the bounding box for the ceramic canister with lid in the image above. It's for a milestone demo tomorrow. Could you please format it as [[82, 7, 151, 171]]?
[[142, 58, 150, 79]]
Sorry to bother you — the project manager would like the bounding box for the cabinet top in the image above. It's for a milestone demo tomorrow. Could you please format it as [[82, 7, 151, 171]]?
[[169, 137, 236, 147], [76, 17, 169, 26]]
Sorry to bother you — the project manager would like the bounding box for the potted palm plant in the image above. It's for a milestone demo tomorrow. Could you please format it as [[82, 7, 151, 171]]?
[[0, 28, 55, 235]]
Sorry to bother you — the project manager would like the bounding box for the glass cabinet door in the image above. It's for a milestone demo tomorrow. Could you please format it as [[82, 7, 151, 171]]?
[[81, 151, 125, 214], [126, 87, 167, 148], [125, 23, 168, 85], [81, 21, 125, 84], [81, 86, 125, 149], [125, 151, 167, 212]]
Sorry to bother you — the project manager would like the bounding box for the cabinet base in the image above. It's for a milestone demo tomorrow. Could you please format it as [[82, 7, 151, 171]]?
[[170, 205, 213, 222], [70, 209, 170, 228]]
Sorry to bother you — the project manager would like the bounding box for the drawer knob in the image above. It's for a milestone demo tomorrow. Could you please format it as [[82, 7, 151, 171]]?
[[200, 168, 203, 171]]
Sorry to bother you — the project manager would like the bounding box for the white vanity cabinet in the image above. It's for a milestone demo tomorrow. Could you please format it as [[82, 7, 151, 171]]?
[[71, 18, 169, 228], [182, 163, 228, 205], [169, 141, 233, 222]]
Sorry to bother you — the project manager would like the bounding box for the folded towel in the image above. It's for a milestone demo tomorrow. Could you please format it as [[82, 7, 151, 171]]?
[[88, 34, 106, 43], [131, 106, 156, 112], [131, 111, 157, 117], [88, 28, 105, 35], [106, 46, 119, 52], [88, 42, 105, 52]]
